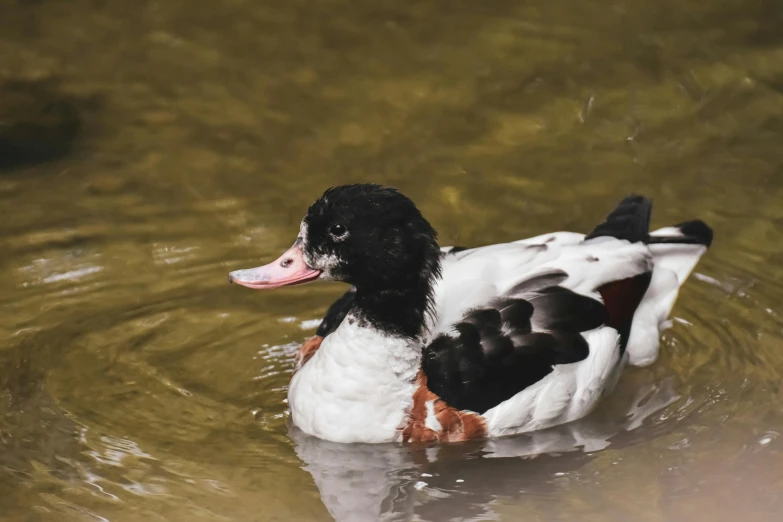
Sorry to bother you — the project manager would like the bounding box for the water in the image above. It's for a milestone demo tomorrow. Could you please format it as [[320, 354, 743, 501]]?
[[1, 0, 782, 520]]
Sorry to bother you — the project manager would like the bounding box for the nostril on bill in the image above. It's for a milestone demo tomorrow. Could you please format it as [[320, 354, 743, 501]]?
[[281, 258, 293, 268]]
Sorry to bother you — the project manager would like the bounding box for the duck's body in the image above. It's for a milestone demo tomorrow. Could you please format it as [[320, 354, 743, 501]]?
[[230, 186, 712, 444]]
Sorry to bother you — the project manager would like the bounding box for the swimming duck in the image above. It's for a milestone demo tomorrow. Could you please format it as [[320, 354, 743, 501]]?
[[229, 184, 712, 444]]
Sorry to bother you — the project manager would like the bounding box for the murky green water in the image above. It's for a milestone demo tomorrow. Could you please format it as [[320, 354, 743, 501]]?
[[1, 0, 783, 520]]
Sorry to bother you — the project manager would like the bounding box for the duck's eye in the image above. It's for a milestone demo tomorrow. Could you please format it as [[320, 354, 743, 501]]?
[[329, 224, 348, 240]]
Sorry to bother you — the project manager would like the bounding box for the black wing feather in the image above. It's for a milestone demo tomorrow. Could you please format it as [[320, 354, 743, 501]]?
[[422, 284, 606, 414], [528, 287, 607, 332]]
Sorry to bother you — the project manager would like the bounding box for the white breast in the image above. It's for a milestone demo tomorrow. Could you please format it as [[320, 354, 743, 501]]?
[[287, 316, 419, 443]]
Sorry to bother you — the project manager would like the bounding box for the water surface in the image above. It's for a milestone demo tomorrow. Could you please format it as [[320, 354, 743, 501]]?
[[1, 0, 783, 520]]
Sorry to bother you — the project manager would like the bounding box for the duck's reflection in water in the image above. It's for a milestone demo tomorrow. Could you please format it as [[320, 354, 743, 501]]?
[[291, 378, 678, 521]]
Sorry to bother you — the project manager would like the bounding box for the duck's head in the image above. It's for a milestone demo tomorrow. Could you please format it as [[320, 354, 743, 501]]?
[[229, 184, 441, 335]]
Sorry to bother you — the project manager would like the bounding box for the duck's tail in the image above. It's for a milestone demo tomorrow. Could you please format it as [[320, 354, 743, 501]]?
[[586, 195, 713, 366], [585, 194, 713, 247]]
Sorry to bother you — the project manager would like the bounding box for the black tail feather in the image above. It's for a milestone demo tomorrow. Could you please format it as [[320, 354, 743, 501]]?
[[647, 220, 713, 247], [585, 194, 652, 243]]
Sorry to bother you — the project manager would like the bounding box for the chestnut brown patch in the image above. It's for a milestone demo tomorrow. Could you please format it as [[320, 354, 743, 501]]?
[[402, 371, 487, 444], [295, 335, 323, 371]]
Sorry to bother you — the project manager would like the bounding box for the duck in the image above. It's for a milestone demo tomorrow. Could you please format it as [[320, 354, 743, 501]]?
[[229, 184, 712, 444]]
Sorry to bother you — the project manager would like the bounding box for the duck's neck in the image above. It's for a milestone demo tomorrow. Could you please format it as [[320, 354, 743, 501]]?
[[352, 271, 438, 340]]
